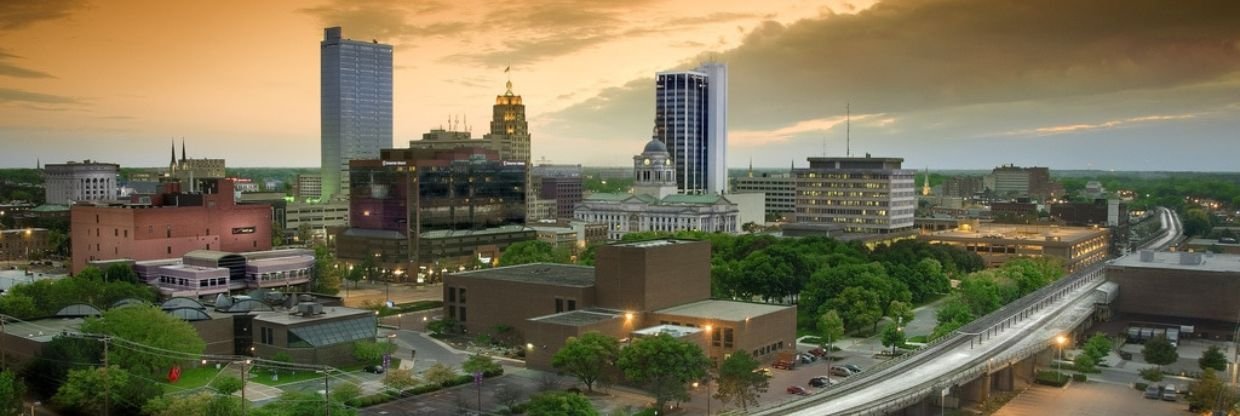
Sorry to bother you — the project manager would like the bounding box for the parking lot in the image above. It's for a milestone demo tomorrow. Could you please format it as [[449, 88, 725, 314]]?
[[993, 381, 1186, 416]]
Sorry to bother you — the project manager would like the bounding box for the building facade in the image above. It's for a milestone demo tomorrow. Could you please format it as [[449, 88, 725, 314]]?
[[70, 179, 273, 273], [167, 140, 226, 184], [320, 26, 393, 200], [0, 228, 49, 260], [296, 174, 322, 200], [943, 176, 984, 198], [444, 240, 796, 371], [655, 63, 727, 195], [920, 223, 1109, 272], [534, 165, 583, 220], [985, 165, 1060, 200], [793, 156, 916, 233], [285, 201, 349, 242], [732, 173, 795, 220], [574, 140, 739, 240], [1107, 251, 1240, 330], [43, 160, 119, 204]]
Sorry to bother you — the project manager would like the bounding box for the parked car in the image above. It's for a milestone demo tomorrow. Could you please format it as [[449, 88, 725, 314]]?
[[772, 359, 796, 370], [843, 364, 863, 374], [755, 368, 773, 378], [829, 366, 854, 377], [786, 385, 810, 396], [808, 376, 838, 388], [797, 353, 817, 363], [808, 347, 827, 357], [1161, 385, 1178, 401], [364, 365, 385, 374], [1143, 385, 1161, 399]]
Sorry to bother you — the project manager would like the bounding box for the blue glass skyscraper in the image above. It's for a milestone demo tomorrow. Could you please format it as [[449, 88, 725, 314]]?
[[654, 62, 727, 195], [321, 27, 392, 201]]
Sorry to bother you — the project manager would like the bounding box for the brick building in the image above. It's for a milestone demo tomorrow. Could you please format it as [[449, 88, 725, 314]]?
[[70, 178, 272, 273], [1107, 251, 1240, 331], [0, 228, 49, 260], [443, 239, 796, 371]]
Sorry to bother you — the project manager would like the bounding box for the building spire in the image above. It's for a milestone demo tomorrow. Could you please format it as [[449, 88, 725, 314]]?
[[170, 138, 177, 170], [747, 157, 753, 178], [180, 137, 186, 162], [922, 166, 931, 196]]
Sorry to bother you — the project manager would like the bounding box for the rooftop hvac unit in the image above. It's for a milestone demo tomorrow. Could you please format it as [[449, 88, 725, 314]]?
[[1139, 250, 1154, 262], [296, 302, 324, 317], [1178, 252, 1203, 266]]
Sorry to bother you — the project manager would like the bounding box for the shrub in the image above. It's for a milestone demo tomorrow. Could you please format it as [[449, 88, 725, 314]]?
[[1119, 351, 1133, 360], [1134, 382, 1149, 391], [1071, 373, 1087, 382], [407, 383, 442, 395], [1035, 371, 1069, 387]]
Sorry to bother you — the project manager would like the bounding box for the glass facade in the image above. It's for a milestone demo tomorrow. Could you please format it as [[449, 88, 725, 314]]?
[[418, 157, 527, 232], [288, 315, 377, 348], [321, 27, 393, 200], [654, 63, 727, 194]]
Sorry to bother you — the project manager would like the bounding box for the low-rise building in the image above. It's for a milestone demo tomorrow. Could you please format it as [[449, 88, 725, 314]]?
[[296, 174, 322, 201], [1106, 251, 1240, 336], [920, 222, 1109, 272], [0, 228, 49, 260], [444, 239, 796, 371], [127, 248, 314, 299], [43, 160, 119, 204]]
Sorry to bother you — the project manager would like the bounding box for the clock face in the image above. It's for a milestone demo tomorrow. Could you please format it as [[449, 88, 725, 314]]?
[[644, 159, 651, 166], [665, 159, 671, 166]]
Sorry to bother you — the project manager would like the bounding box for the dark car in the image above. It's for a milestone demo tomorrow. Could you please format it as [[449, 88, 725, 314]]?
[[808, 376, 836, 388], [1143, 385, 1161, 399], [808, 347, 827, 357], [786, 385, 810, 396], [363, 365, 385, 374], [843, 364, 863, 374]]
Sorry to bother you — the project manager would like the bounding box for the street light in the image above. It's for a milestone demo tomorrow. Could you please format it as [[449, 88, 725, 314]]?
[[1055, 335, 1067, 375]]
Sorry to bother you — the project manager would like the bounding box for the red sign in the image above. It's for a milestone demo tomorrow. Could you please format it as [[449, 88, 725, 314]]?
[[168, 365, 182, 383]]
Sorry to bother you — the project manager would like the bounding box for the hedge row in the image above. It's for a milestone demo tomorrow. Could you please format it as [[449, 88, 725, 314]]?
[[351, 367, 504, 408], [1035, 370, 1069, 387]]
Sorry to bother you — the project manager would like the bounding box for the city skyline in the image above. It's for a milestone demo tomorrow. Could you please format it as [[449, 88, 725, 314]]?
[[1, 0, 1239, 171]]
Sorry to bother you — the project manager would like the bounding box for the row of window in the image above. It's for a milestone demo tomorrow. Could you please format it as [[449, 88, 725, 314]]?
[[754, 340, 786, 357]]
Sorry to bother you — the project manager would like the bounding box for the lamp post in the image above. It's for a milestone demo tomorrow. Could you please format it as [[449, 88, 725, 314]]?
[[1055, 335, 1067, 375], [703, 324, 714, 415]]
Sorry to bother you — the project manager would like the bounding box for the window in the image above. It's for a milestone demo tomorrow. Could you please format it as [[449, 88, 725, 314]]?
[[448, 306, 456, 319], [712, 330, 721, 347], [458, 306, 467, 322], [447, 287, 456, 302], [167, 246, 172, 254], [458, 288, 466, 303], [567, 300, 576, 311], [723, 328, 734, 348], [555, 298, 564, 313], [261, 327, 273, 344]]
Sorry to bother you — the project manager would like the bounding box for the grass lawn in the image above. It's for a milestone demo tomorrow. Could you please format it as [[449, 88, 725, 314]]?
[[249, 358, 403, 387], [161, 366, 224, 393]]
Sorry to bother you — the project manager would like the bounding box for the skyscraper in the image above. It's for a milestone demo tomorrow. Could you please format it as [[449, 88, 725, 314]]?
[[320, 26, 393, 201], [482, 79, 531, 163], [654, 62, 728, 195]]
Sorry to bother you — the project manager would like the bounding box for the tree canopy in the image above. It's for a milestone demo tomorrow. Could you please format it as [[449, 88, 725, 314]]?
[[523, 391, 598, 416], [0, 370, 24, 416], [552, 332, 620, 392], [1198, 345, 1228, 372], [80, 305, 206, 376], [499, 240, 570, 266], [713, 351, 768, 412], [0, 267, 157, 319], [617, 333, 709, 412], [932, 257, 1064, 337], [22, 335, 102, 399], [53, 366, 161, 416], [1141, 335, 1179, 368]]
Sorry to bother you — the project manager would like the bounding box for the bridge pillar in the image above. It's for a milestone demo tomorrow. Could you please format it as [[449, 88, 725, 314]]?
[[1013, 355, 1036, 390], [898, 396, 933, 416], [959, 373, 992, 407]]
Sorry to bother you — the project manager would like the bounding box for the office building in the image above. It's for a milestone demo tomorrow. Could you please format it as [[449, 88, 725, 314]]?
[[943, 176, 984, 198], [320, 26, 393, 200], [574, 140, 739, 240], [1051, 198, 1129, 255], [533, 164, 583, 220], [43, 160, 119, 204], [655, 63, 727, 194], [70, 178, 272, 273], [985, 165, 1061, 200], [793, 156, 916, 234], [444, 239, 795, 371], [296, 174, 322, 200], [125, 248, 314, 298], [483, 80, 532, 163], [284, 201, 349, 242], [920, 222, 1109, 272], [335, 146, 531, 276], [530, 221, 608, 253], [732, 171, 795, 220]]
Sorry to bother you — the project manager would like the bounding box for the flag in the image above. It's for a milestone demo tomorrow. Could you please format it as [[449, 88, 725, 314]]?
[[504, 66, 510, 73], [168, 365, 182, 383]]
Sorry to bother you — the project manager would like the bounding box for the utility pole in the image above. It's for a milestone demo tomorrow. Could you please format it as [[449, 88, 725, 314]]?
[[102, 337, 110, 416], [323, 367, 331, 416], [241, 360, 249, 416]]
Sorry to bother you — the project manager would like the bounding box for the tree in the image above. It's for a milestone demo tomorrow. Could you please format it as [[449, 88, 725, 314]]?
[[246, 391, 354, 416], [713, 351, 768, 412], [0, 294, 38, 319], [1183, 208, 1212, 237], [311, 244, 341, 295], [816, 309, 845, 359], [22, 335, 102, 398], [382, 368, 418, 391], [352, 341, 396, 366], [523, 392, 599, 416], [427, 319, 464, 336], [103, 263, 138, 283], [272, 222, 287, 246], [1139, 367, 1164, 383], [424, 363, 459, 386], [881, 324, 906, 355], [1141, 335, 1178, 369], [887, 300, 914, 326], [493, 384, 524, 409], [297, 223, 313, 244], [330, 382, 362, 406], [1198, 345, 1228, 372], [142, 392, 242, 416], [0, 370, 24, 416], [1187, 368, 1239, 414], [826, 287, 884, 334], [213, 376, 244, 396], [1073, 354, 1096, 373], [1082, 333, 1113, 364], [499, 240, 559, 266], [932, 297, 974, 339], [53, 366, 161, 416], [552, 332, 620, 393], [462, 353, 502, 375], [617, 333, 709, 412], [80, 305, 206, 376]]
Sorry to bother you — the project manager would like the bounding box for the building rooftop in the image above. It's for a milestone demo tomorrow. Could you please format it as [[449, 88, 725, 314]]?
[[1187, 238, 1240, 247], [662, 194, 730, 205], [530, 309, 621, 327], [610, 239, 699, 248], [452, 263, 596, 287], [2, 317, 84, 342], [654, 300, 793, 322], [1109, 251, 1240, 273], [420, 225, 532, 239], [633, 324, 702, 338], [252, 305, 373, 325], [924, 223, 1105, 243]]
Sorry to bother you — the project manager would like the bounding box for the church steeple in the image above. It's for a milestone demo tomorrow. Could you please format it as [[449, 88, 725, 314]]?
[[747, 157, 753, 178], [170, 138, 177, 172], [922, 167, 932, 196], [180, 138, 187, 162]]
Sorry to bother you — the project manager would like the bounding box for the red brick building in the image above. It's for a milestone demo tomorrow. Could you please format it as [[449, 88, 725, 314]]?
[[70, 179, 272, 273]]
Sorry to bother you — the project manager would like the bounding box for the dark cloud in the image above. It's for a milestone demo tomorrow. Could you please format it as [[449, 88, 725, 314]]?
[[299, 0, 467, 44], [0, 49, 53, 78], [0, 0, 84, 30], [544, 0, 1240, 141], [0, 87, 78, 104]]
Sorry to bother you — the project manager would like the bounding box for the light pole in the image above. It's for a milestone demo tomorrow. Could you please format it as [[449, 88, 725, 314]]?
[[703, 324, 714, 415], [892, 317, 904, 356], [1055, 335, 1067, 375]]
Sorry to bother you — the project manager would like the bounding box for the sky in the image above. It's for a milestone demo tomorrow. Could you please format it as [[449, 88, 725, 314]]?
[[1, 0, 1239, 171]]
